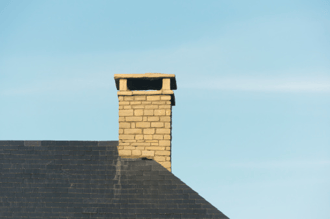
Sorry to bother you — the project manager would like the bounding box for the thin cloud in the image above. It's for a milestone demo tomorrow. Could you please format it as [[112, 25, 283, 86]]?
[[227, 159, 330, 169], [2, 76, 330, 96], [181, 77, 330, 93], [0, 77, 112, 96]]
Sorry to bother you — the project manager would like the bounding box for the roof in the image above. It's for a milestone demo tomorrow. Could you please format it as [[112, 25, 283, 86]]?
[[0, 140, 228, 219]]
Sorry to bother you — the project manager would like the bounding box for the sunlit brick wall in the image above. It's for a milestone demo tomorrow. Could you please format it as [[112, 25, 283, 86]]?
[[117, 94, 172, 171]]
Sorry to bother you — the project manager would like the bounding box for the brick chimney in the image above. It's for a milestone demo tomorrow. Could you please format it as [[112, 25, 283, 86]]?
[[114, 73, 177, 171]]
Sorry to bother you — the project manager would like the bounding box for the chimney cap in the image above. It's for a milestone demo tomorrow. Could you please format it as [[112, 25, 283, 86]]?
[[114, 73, 177, 90]]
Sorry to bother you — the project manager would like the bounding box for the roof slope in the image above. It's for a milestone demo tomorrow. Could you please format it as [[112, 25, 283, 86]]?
[[0, 141, 229, 219]]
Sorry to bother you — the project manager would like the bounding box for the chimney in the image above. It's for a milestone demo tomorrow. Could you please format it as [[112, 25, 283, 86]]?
[[114, 73, 177, 171]]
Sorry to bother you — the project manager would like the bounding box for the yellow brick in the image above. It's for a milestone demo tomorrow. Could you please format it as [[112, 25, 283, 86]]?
[[164, 135, 171, 140], [145, 140, 158, 143], [119, 122, 130, 128], [144, 110, 153, 116], [154, 156, 165, 162], [118, 150, 131, 156], [122, 140, 137, 143], [118, 140, 128, 144], [119, 110, 133, 116], [130, 101, 141, 105], [147, 96, 160, 101], [156, 128, 171, 134], [119, 117, 125, 122], [136, 146, 145, 150], [161, 96, 171, 100], [124, 129, 142, 134], [153, 134, 164, 140], [143, 128, 155, 134], [123, 105, 132, 109], [123, 146, 136, 150], [166, 101, 171, 104], [118, 96, 124, 101], [132, 105, 145, 109], [151, 122, 164, 128], [126, 117, 143, 122], [146, 146, 165, 151], [119, 101, 130, 105], [154, 109, 165, 116], [151, 143, 158, 146], [134, 96, 146, 101], [136, 122, 150, 128], [120, 79, 128, 91], [143, 116, 147, 121], [135, 135, 143, 140], [166, 157, 171, 161], [159, 105, 171, 109], [119, 129, 123, 134], [119, 135, 135, 139], [132, 150, 141, 156], [142, 101, 151, 104], [165, 147, 171, 150], [131, 123, 135, 128], [165, 122, 171, 128], [148, 116, 159, 121], [160, 116, 170, 122], [159, 140, 171, 146], [159, 161, 171, 168], [132, 142, 150, 146], [152, 101, 166, 105], [145, 105, 159, 109], [155, 151, 170, 156], [134, 109, 144, 116], [119, 79, 127, 91], [119, 91, 132, 95], [143, 135, 153, 140], [165, 109, 171, 116], [163, 78, 171, 90], [119, 106, 124, 109], [142, 150, 154, 156], [124, 96, 134, 101]]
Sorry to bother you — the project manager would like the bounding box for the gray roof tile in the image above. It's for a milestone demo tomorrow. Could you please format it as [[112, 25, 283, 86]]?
[[0, 140, 229, 219]]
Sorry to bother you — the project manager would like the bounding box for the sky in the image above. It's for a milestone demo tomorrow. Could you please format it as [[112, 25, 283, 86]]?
[[0, 0, 329, 218]]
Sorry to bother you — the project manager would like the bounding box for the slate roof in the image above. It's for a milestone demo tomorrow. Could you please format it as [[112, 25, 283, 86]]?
[[0, 140, 229, 219]]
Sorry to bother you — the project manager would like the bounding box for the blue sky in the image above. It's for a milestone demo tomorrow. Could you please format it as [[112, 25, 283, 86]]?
[[1, 1, 329, 218]]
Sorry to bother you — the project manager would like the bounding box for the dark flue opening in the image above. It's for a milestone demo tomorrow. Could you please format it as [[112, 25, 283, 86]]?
[[127, 78, 162, 91]]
